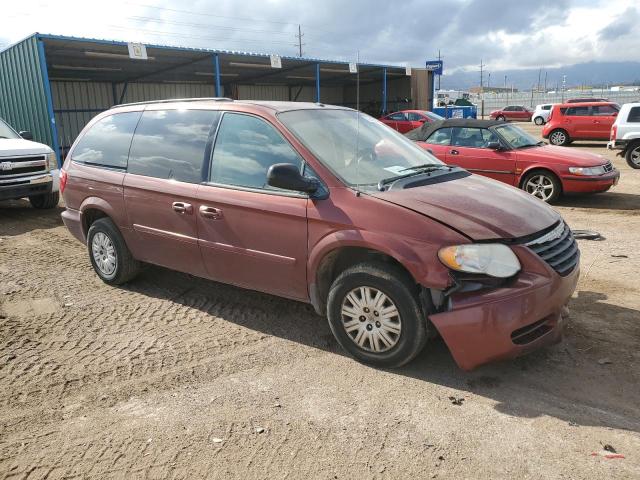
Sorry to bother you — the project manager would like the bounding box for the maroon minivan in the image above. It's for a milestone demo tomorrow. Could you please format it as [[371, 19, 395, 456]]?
[[61, 99, 580, 370]]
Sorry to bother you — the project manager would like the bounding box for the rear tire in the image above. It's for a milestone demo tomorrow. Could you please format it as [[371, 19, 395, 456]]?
[[521, 170, 562, 203], [548, 129, 570, 146], [326, 262, 428, 368], [626, 142, 640, 169], [87, 217, 140, 285], [29, 191, 59, 209], [534, 116, 545, 125]]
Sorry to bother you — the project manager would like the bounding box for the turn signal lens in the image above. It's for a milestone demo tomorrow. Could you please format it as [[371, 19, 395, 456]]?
[[438, 244, 521, 278]]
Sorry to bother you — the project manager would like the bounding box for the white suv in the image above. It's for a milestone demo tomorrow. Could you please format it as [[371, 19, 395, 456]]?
[[532, 104, 554, 125], [607, 102, 640, 169], [0, 117, 60, 208]]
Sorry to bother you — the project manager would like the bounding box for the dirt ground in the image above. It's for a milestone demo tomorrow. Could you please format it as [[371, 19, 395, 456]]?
[[1, 123, 639, 479]]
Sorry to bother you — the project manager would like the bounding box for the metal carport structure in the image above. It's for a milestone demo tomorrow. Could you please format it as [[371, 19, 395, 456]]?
[[0, 33, 433, 165]]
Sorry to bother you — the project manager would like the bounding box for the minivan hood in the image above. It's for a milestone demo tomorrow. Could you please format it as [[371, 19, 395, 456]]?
[[370, 174, 559, 240], [518, 144, 607, 167], [0, 138, 52, 157]]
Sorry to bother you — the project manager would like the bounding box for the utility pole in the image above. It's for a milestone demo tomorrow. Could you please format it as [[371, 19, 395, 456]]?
[[544, 71, 548, 93], [488, 72, 491, 89], [295, 24, 305, 57], [479, 59, 484, 117], [537, 67, 542, 92]]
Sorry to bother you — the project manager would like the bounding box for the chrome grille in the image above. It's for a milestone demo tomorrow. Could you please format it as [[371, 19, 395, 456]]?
[[525, 222, 579, 276], [0, 155, 47, 177]]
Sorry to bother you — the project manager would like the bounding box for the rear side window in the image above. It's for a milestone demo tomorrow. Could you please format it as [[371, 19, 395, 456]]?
[[128, 109, 219, 184], [542, 105, 552, 110], [426, 127, 452, 145], [210, 113, 303, 190], [628, 106, 640, 122], [565, 106, 590, 116], [72, 112, 141, 169], [407, 112, 424, 121]]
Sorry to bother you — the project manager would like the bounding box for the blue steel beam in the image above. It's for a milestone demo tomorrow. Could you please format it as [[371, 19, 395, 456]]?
[[36, 39, 61, 166], [214, 53, 221, 97]]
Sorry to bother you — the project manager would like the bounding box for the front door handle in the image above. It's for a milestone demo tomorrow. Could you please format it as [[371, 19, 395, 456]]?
[[450, 149, 459, 155], [199, 205, 223, 220], [172, 202, 193, 214]]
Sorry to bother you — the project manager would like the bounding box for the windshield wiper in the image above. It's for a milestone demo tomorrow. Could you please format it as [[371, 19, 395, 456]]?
[[377, 164, 454, 191]]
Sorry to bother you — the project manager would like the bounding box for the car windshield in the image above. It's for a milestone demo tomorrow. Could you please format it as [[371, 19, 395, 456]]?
[[493, 123, 540, 148], [278, 109, 442, 188], [0, 118, 20, 140], [421, 111, 444, 121]]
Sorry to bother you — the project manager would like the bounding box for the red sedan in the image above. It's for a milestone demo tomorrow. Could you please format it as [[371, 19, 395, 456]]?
[[380, 109, 444, 133], [489, 105, 533, 122], [406, 119, 619, 203]]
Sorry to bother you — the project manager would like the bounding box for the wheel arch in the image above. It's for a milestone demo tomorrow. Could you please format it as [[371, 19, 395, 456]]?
[[79, 197, 118, 238]]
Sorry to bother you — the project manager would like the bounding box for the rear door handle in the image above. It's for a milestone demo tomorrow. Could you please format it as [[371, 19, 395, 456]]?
[[199, 205, 223, 220], [172, 202, 193, 214], [449, 149, 459, 155]]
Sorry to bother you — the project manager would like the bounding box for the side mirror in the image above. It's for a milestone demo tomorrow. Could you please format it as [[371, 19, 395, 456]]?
[[19, 131, 33, 140], [267, 163, 318, 194], [486, 141, 502, 150]]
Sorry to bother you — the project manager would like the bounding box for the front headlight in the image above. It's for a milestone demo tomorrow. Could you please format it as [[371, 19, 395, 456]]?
[[438, 244, 521, 278], [569, 165, 606, 176], [46, 152, 58, 171]]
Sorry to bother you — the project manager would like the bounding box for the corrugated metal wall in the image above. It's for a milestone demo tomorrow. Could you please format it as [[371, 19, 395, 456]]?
[[0, 35, 52, 148], [236, 84, 344, 104], [52, 81, 216, 149]]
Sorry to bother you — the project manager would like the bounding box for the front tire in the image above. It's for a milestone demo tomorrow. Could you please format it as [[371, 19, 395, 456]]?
[[548, 129, 570, 146], [326, 262, 427, 368], [534, 116, 545, 125], [522, 170, 562, 203], [87, 217, 140, 285], [626, 142, 640, 169], [29, 191, 59, 209], [496, 115, 506, 121]]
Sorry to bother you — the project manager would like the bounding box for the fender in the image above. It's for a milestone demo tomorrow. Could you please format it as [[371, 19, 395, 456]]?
[[79, 196, 128, 235], [308, 228, 451, 290], [518, 165, 561, 187]]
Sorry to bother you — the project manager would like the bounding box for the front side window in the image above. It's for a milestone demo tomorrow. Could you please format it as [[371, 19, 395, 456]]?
[[387, 112, 406, 121], [503, 106, 514, 111], [592, 105, 618, 116], [407, 112, 424, 121], [0, 118, 20, 139], [278, 109, 442, 188], [425, 127, 452, 145], [210, 113, 303, 190], [72, 112, 141, 168], [422, 111, 445, 121], [494, 124, 540, 148], [128, 109, 219, 184]]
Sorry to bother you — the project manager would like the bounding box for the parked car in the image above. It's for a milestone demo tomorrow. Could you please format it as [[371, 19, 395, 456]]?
[[379, 110, 444, 133], [489, 106, 533, 122], [542, 102, 619, 146], [608, 102, 640, 169], [532, 103, 555, 125], [566, 98, 608, 103], [61, 99, 580, 371], [406, 118, 619, 203], [0, 117, 60, 208]]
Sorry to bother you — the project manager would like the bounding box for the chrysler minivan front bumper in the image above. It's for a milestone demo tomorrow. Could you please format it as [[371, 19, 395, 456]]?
[[428, 245, 579, 370]]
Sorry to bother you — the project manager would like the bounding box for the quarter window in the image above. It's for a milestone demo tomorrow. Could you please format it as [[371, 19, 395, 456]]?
[[542, 105, 552, 110], [426, 127, 452, 145], [72, 112, 141, 168], [628, 106, 640, 123], [210, 113, 303, 190], [128, 109, 219, 184]]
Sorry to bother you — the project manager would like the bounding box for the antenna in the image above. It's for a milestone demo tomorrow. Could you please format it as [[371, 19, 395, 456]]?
[[355, 50, 361, 197]]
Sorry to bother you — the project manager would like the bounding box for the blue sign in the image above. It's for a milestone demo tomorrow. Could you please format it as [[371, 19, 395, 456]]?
[[425, 60, 443, 75]]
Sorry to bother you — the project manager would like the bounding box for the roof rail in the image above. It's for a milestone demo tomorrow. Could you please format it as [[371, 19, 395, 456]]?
[[112, 97, 233, 108]]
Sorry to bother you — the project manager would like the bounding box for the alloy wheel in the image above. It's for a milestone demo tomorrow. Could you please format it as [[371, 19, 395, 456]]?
[[340, 286, 401, 353], [525, 174, 555, 201], [91, 232, 117, 276], [630, 146, 640, 167], [550, 131, 566, 145]]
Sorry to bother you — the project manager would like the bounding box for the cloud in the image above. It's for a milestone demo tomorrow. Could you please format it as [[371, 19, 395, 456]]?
[[598, 6, 640, 40]]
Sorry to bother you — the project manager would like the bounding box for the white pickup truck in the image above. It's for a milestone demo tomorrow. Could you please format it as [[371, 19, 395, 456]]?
[[0, 117, 60, 208], [608, 102, 640, 169]]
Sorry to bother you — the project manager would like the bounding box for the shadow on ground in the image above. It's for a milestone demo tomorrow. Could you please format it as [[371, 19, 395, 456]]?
[[0, 200, 63, 236], [121, 266, 640, 434], [556, 191, 640, 211]]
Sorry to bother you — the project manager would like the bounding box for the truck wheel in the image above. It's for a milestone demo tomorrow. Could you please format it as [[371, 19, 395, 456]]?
[[87, 217, 140, 285], [534, 116, 545, 125], [326, 262, 427, 368], [29, 191, 59, 209], [548, 129, 570, 146], [626, 142, 640, 169], [522, 170, 562, 203]]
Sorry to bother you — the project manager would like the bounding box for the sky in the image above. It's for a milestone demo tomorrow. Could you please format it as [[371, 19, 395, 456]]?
[[1, 0, 639, 78]]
